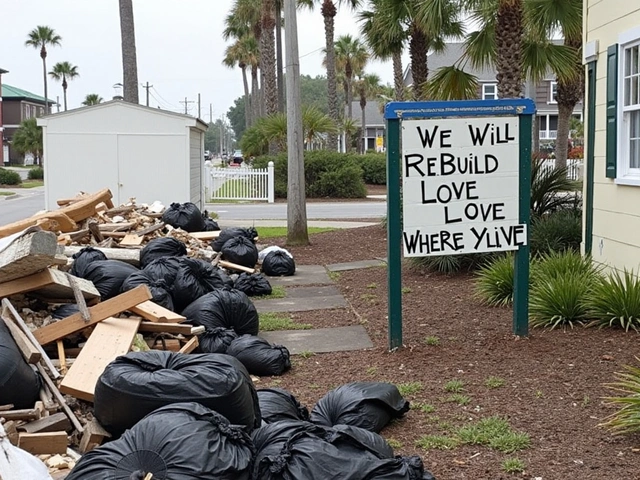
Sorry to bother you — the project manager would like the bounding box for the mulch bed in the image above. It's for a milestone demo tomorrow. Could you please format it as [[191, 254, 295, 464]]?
[[262, 224, 640, 480]]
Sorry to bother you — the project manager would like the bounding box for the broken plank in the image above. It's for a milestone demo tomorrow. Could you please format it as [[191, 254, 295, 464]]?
[[0, 268, 100, 301], [19, 413, 71, 434], [138, 322, 199, 335], [135, 222, 165, 236], [79, 418, 111, 453], [179, 336, 199, 354], [120, 234, 144, 246], [63, 245, 140, 266], [60, 316, 141, 402], [129, 300, 186, 323], [0, 230, 59, 284], [148, 338, 182, 351], [57, 188, 114, 222], [33, 285, 152, 345], [0, 402, 44, 421], [35, 363, 83, 434], [219, 260, 256, 274], [188, 231, 221, 241], [88, 220, 104, 242], [0, 315, 41, 363], [0, 213, 77, 239], [18, 431, 68, 454], [98, 222, 135, 231]]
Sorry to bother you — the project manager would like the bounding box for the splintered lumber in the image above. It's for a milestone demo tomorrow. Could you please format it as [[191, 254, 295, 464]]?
[[18, 431, 68, 454], [149, 338, 181, 351], [219, 260, 256, 274], [56, 188, 114, 222], [179, 336, 199, 354], [120, 234, 144, 246], [60, 316, 141, 402], [57, 341, 67, 375], [188, 231, 221, 241], [79, 418, 111, 453], [88, 220, 104, 242], [3, 421, 18, 445], [0, 315, 41, 364], [66, 272, 91, 321], [129, 300, 186, 323], [144, 474, 154, 480], [0, 213, 77, 239], [63, 245, 140, 266], [2, 299, 60, 379], [99, 222, 136, 232], [0, 229, 59, 283], [0, 405, 44, 422], [138, 322, 201, 335], [35, 363, 83, 434], [19, 413, 71, 434], [33, 285, 152, 345], [0, 268, 100, 301], [136, 222, 165, 236]]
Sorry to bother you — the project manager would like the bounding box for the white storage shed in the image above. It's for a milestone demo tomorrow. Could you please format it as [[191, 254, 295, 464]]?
[[37, 100, 208, 210]]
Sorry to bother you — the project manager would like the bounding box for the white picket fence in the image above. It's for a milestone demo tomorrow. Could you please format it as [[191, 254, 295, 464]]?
[[204, 162, 275, 203], [539, 158, 583, 181]]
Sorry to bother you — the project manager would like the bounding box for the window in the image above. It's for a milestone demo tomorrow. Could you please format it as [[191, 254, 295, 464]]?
[[549, 82, 558, 103], [622, 43, 640, 170], [482, 83, 497, 100]]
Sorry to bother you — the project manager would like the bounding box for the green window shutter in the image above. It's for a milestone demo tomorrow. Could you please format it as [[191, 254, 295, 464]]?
[[606, 44, 618, 179]]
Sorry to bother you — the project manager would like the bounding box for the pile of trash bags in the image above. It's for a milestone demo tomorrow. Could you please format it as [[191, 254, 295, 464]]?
[[162, 202, 221, 233], [71, 378, 436, 479]]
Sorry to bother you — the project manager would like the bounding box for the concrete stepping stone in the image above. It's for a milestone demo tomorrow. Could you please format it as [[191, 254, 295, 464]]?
[[253, 285, 347, 312], [268, 265, 333, 287], [326, 258, 387, 272], [260, 325, 373, 354]]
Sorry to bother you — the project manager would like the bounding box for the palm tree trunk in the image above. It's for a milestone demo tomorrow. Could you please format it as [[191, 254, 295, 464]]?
[[532, 114, 540, 156], [41, 53, 49, 114], [242, 66, 251, 129], [261, 0, 278, 117], [555, 104, 572, 170], [62, 78, 68, 111], [360, 98, 367, 154], [322, 0, 339, 151], [346, 77, 353, 122], [495, 0, 523, 98], [409, 26, 428, 101], [251, 65, 260, 124], [392, 50, 404, 100], [275, 0, 285, 112], [119, 0, 139, 103]]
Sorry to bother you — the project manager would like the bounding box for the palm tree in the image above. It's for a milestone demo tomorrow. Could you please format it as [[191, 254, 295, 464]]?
[[82, 94, 103, 106], [299, 0, 362, 151], [341, 117, 359, 152], [527, 0, 583, 169], [261, 0, 278, 117], [49, 62, 79, 111], [12, 118, 43, 165], [333, 35, 369, 123], [356, 73, 381, 153], [119, 0, 139, 103], [224, 34, 258, 129], [25, 26, 61, 114], [303, 105, 338, 148]]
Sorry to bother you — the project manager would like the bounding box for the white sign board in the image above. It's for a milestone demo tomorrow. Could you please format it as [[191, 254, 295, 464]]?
[[401, 116, 526, 257]]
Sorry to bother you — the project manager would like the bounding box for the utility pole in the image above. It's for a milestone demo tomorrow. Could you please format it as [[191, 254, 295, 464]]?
[[143, 82, 153, 107], [209, 103, 213, 124], [197, 93, 201, 119], [179, 97, 194, 115], [284, 0, 308, 244], [56, 96, 60, 113], [219, 117, 224, 156]]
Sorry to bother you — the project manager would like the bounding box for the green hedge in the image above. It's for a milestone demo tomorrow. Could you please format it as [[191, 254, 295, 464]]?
[[0, 168, 22, 185], [28, 167, 44, 180], [254, 151, 376, 198]]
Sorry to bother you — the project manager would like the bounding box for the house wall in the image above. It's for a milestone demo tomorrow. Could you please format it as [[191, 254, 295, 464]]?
[[585, 2, 640, 272], [0, 75, 3, 164], [41, 103, 199, 209], [3, 99, 47, 163], [189, 129, 203, 206]]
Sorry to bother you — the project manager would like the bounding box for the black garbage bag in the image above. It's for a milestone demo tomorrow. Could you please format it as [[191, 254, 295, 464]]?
[[0, 319, 41, 409], [66, 402, 254, 480], [140, 237, 187, 269], [94, 351, 261, 436], [252, 420, 436, 480], [257, 388, 310, 424], [142, 256, 182, 285], [233, 273, 272, 297], [310, 382, 410, 433], [262, 250, 296, 276], [80, 260, 139, 300], [211, 227, 258, 252], [172, 258, 233, 312], [202, 211, 220, 231], [52, 303, 80, 319], [198, 327, 238, 354], [226, 335, 291, 376], [69, 246, 107, 277], [221, 236, 259, 268], [162, 202, 205, 232], [121, 271, 174, 311], [181, 287, 259, 336], [331, 424, 394, 458]]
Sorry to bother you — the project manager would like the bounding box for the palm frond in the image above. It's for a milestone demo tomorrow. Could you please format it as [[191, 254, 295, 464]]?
[[426, 66, 479, 101]]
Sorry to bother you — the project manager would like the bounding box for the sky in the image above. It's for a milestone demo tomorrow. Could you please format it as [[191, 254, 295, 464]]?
[[1, 0, 397, 120]]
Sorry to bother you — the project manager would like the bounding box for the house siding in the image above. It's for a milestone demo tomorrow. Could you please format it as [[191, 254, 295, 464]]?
[[585, 2, 640, 272]]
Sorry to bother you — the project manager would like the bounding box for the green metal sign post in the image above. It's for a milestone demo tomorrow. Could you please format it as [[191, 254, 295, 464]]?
[[385, 99, 535, 350]]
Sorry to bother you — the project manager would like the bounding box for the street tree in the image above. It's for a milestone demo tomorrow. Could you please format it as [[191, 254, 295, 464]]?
[[119, 0, 139, 103], [49, 61, 79, 111], [25, 26, 61, 113]]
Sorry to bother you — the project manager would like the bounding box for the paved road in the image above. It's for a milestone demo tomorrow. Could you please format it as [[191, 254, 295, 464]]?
[[208, 201, 386, 220], [0, 190, 45, 225]]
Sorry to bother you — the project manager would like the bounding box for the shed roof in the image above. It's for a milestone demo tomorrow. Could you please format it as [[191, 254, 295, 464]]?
[[2, 84, 53, 104]]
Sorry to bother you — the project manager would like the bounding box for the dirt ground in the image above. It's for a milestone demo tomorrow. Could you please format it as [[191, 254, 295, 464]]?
[[265, 225, 640, 480]]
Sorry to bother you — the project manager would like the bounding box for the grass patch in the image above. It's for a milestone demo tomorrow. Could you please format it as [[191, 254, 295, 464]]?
[[444, 379, 465, 393], [455, 416, 530, 453], [0, 191, 14, 196], [401, 287, 412, 294], [17, 180, 43, 188], [484, 376, 506, 388], [396, 381, 423, 397], [415, 434, 460, 450], [256, 226, 336, 239], [328, 271, 341, 281], [254, 285, 286, 299], [412, 402, 436, 414], [386, 438, 403, 449], [446, 394, 471, 405], [259, 312, 312, 331], [501, 458, 526, 474], [298, 350, 315, 358], [424, 335, 440, 346]]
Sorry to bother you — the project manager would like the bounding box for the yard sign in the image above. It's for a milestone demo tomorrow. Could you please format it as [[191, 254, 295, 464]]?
[[385, 99, 535, 350]]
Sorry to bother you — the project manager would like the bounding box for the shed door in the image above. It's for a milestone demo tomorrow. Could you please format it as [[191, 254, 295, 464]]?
[[189, 130, 203, 208]]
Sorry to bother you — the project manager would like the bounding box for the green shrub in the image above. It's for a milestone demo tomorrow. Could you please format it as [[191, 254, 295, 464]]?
[[310, 164, 367, 198], [409, 252, 496, 274], [530, 209, 582, 255], [356, 153, 386, 184], [531, 250, 599, 282], [529, 273, 593, 329], [27, 166, 44, 180], [0, 168, 22, 185], [587, 269, 640, 331], [601, 360, 640, 435], [475, 254, 515, 306]]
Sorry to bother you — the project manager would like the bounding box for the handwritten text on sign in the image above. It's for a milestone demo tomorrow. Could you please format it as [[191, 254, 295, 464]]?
[[401, 117, 526, 257]]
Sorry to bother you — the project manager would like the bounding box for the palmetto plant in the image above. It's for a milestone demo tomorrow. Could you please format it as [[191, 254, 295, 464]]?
[[601, 359, 640, 435], [587, 269, 640, 332], [25, 25, 61, 113], [49, 61, 79, 111], [12, 118, 43, 165], [81, 94, 103, 106], [530, 157, 579, 217]]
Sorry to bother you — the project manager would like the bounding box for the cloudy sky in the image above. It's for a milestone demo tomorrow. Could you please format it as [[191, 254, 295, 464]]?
[[1, 0, 396, 120]]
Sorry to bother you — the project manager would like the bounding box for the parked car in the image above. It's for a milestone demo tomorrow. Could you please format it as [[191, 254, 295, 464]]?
[[232, 150, 244, 165]]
